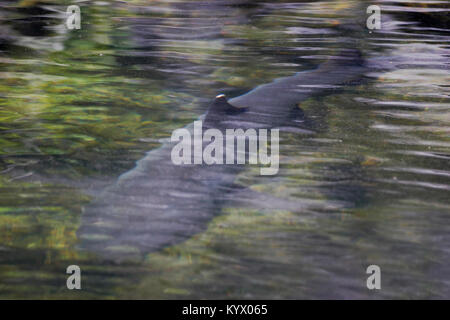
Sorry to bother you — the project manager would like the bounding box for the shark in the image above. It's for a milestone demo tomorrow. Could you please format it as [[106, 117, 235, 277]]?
[[77, 46, 367, 260]]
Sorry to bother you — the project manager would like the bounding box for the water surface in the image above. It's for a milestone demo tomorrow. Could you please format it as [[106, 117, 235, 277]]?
[[0, 0, 449, 299]]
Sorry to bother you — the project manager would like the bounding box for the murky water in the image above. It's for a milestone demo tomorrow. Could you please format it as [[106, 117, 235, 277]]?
[[0, 0, 449, 299]]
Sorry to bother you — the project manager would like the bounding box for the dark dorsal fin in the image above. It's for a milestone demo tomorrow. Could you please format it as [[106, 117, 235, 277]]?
[[203, 94, 248, 129], [212, 94, 248, 115]]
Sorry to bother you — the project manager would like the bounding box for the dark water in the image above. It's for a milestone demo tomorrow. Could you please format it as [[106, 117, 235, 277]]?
[[0, 0, 449, 299]]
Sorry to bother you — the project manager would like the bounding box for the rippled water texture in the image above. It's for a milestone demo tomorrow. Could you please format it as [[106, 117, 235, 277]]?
[[0, 0, 449, 299]]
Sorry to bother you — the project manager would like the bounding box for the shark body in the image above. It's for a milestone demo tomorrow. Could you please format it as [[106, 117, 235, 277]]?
[[77, 49, 367, 259]]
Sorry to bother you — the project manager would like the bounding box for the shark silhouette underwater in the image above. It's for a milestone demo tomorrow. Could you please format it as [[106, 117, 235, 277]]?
[[77, 49, 367, 260]]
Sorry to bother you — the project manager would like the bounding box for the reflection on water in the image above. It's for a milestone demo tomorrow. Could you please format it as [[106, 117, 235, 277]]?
[[0, 0, 449, 299]]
